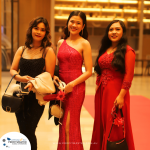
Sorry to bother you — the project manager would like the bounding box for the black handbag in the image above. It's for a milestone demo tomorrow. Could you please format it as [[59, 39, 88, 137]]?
[[1, 74, 23, 113], [107, 108, 128, 150], [48, 65, 64, 125]]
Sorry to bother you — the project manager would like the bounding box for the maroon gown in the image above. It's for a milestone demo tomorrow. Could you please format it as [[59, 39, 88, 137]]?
[[57, 40, 85, 150], [90, 45, 135, 150]]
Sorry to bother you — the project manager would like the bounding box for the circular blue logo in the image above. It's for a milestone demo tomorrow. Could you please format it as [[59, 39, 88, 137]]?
[[0, 132, 31, 150]]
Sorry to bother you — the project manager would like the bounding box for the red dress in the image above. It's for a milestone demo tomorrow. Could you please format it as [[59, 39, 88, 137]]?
[[57, 40, 85, 150], [90, 45, 135, 150]]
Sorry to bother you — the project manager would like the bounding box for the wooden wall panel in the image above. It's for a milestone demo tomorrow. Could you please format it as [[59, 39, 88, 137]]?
[[142, 35, 150, 59], [19, 0, 50, 47]]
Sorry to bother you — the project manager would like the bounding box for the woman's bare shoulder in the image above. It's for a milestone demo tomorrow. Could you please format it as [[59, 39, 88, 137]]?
[[45, 47, 55, 56], [81, 39, 91, 48], [16, 46, 25, 55], [46, 46, 53, 52], [57, 39, 64, 47]]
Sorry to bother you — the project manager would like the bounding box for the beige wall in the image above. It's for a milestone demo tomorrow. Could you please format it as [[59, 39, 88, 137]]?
[[19, 0, 50, 47], [5, 1, 11, 44]]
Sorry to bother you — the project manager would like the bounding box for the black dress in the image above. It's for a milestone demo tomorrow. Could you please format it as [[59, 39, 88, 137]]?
[[15, 49, 45, 150]]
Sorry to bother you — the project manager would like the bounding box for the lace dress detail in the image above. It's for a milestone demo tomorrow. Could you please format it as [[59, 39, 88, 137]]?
[[121, 81, 132, 90], [96, 52, 123, 88], [57, 40, 85, 150]]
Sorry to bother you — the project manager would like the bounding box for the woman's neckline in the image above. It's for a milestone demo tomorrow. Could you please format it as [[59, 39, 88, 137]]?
[[21, 57, 44, 60], [106, 51, 115, 55], [106, 46, 117, 55], [64, 40, 83, 59]]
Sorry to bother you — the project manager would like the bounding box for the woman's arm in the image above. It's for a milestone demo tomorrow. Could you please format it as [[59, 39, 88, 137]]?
[[56, 39, 64, 65], [114, 49, 135, 109], [114, 89, 127, 109], [64, 40, 93, 94], [53, 39, 64, 85], [45, 47, 56, 77], [10, 46, 33, 83]]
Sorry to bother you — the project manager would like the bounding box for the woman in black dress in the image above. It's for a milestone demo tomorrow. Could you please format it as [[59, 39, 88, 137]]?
[[10, 16, 56, 150]]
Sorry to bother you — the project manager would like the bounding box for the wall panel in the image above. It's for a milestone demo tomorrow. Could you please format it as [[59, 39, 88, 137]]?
[[19, 0, 50, 47]]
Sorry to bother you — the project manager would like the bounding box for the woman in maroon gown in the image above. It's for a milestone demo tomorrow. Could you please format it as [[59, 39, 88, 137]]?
[[90, 20, 135, 150], [54, 11, 92, 150]]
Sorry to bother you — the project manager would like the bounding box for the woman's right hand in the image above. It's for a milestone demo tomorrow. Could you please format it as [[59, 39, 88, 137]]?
[[53, 75, 60, 87], [16, 75, 34, 83]]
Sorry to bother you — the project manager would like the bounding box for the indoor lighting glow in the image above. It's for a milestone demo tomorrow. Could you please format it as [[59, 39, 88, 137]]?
[[55, 16, 125, 21], [144, 1, 150, 5], [55, 7, 138, 14], [87, 17, 115, 21], [54, 6, 100, 12], [127, 18, 137, 22], [55, 15, 139, 22], [102, 8, 122, 13], [55, 0, 85, 2], [144, 10, 150, 14], [143, 19, 150, 23], [55, 16, 68, 20], [124, 9, 137, 13], [110, 0, 138, 4], [55, 0, 138, 4], [55, 0, 107, 2], [87, 0, 107, 2]]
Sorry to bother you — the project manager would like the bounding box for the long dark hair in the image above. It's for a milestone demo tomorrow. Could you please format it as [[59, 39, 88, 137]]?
[[25, 16, 51, 49], [63, 11, 88, 40], [94, 20, 127, 75]]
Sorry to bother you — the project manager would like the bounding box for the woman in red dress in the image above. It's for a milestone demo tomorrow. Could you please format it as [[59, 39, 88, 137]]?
[[90, 20, 135, 150], [54, 11, 92, 150]]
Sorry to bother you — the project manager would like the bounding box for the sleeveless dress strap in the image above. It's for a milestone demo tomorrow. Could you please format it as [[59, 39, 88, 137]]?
[[41, 47, 46, 72], [42, 48, 45, 58], [42, 47, 48, 59], [21, 46, 26, 57]]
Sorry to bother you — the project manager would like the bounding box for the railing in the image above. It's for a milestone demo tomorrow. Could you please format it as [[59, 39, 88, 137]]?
[[135, 59, 150, 76]]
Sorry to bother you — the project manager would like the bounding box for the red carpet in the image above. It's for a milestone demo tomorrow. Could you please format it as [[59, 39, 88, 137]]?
[[83, 95, 150, 150]]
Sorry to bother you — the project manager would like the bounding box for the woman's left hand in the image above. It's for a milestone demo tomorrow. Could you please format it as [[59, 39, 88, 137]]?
[[24, 82, 33, 91], [64, 82, 74, 94], [114, 95, 124, 109]]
